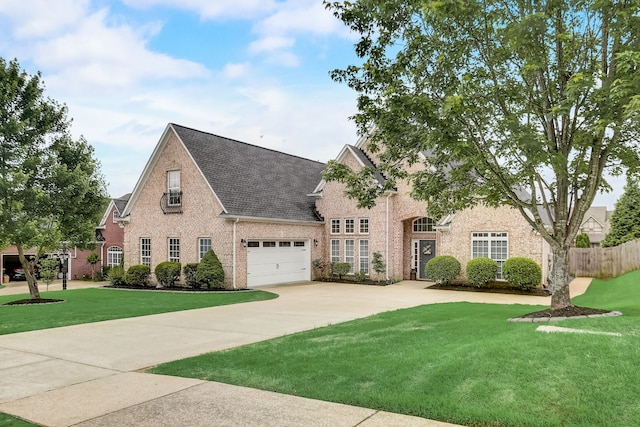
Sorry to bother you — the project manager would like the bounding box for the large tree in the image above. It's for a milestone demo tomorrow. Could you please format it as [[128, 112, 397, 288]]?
[[0, 58, 108, 299], [323, 0, 640, 309], [602, 174, 640, 247]]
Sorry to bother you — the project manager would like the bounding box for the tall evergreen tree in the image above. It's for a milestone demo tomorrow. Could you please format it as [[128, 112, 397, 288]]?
[[602, 175, 640, 247]]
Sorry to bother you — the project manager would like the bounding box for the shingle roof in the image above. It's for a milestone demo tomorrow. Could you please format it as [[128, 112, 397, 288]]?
[[113, 193, 131, 216], [171, 124, 325, 222], [346, 145, 389, 186]]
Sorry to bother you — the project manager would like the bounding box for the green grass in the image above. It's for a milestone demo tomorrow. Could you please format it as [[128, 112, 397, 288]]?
[[0, 288, 277, 335], [0, 413, 37, 426], [151, 271, 640, 427]]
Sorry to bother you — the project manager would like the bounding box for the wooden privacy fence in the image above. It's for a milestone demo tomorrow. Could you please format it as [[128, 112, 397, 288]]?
[[569, 239, 640, 279]]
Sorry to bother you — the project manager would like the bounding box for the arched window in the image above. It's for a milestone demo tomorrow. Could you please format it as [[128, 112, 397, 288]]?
[[107, 246, 123, 267], [413, 217, 435, 233]]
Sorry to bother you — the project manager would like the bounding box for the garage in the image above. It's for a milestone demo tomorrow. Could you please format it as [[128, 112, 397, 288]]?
[[246, 240, 310, 287]]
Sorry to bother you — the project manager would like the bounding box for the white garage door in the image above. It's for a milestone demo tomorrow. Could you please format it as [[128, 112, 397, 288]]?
[[247, 240, 310, 287]]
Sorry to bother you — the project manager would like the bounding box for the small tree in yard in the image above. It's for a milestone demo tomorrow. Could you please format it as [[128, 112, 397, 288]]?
[[324, 1, 640, 311], [183, 263, 200, 289], [0, 58, 108, 300], [575, 233, 591, 249], [87, 252, 101, 280], [332, 262, 351, 280], [196, 250, 224, 289], [37, 257, 59, 292], [371, 252, 386, 283]]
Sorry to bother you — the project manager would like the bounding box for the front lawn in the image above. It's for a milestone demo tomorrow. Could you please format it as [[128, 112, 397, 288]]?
[[151, 272, 640, 427], [0, 288, 277, 335]]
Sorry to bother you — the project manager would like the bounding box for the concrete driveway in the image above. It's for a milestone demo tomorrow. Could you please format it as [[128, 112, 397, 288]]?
[[0, 280, 583, 426]]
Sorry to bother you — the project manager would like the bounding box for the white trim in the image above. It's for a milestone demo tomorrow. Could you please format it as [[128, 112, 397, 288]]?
[[97, 200, 117, 228], [220, 214, 324, 225]]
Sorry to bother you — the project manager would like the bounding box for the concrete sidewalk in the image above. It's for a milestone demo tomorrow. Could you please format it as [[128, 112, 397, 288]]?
[[0, 279, 590, 426]]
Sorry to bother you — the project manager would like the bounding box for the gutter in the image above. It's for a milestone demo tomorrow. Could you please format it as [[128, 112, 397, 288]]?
[[232, 218, 238, 290]]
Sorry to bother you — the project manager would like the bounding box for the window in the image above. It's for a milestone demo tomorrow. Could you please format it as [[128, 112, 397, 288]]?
[[168, 238, 180, 262], [581, 218, 602, 233], [330, 239, 340, 263], [112, 209, 119, 223], [359, 218, 369, 234], [294, 241, 305, 247], [331, 219, 340, 234], [472, 232, 508, 279], [107, 246, 123, 267], [199, 237, 212, 261], [279, 241, 291, 247], [345, 239, 355, 273], [359, 240, 369, 273], [167, 170, 181, 206], [345, 218, 355, 234], [413, 217, 435, 232], [140, 238, 151, 266], [263, 241, 276, 248], [247, 241, 259, 248]]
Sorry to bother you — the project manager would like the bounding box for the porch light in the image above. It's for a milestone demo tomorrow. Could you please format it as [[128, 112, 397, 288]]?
[[240, 239, 247, 248]]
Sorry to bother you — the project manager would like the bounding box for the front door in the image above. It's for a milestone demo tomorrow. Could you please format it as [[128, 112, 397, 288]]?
[[414, 240, 436, 279]]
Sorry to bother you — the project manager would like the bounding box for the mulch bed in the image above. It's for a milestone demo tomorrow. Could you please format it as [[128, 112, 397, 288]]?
[[4, 298, 65, 306], [427, 282, 550, 297], [517, 305, 613, 318], [103, 285, 250, 292]]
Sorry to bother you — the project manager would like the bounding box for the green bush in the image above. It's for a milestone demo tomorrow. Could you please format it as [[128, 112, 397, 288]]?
[[108, 265, 126, 286], [466, 257, 498, 287], [354, 270, 368, 283], [183, 263, 200, 289], [502, 257, 542, 290], [332, 262, 351, 280], [154, 262, 181, 288], [196, 250, 225, 289], [125, 264, 151, 287], [425, 256, 461, 284], [575, 233, 591, 248]]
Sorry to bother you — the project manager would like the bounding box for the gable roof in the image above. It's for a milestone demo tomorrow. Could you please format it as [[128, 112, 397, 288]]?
[[97, 193, 131, 228], [124, 123, 326, 223]]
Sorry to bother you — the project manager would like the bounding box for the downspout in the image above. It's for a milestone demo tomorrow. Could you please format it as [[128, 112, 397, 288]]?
[[232, 218, 239, 290], [386, 193, 391, 282]]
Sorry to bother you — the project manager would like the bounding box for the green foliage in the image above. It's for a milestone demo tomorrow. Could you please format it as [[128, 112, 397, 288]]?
[[575, 233, 591, 248], [371, 252, 386, 282], [466, 258, 498, 287], [602, 175, 640, 247], [0, 58, 108, 299], [196, 250, 224, 289], [37, 257, 59, 290], [425, 256, 461, 284], [154, 262, 181, 288], [332, 262, 351, 280], [354, 270, 368, 283], [107, 265, 126, 286], [86, 252, 101, 280], [125, 265, 151, 287], [502, 258, 542, 290], [183, 263, 200, 289], [324, 1, 640, 307]]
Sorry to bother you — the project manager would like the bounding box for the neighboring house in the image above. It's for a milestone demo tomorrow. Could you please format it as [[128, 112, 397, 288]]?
[[0, 246, 94, 282], [121, 123, 553, 288], [577, 206, 612, 247], [95, 193, 130, 269]]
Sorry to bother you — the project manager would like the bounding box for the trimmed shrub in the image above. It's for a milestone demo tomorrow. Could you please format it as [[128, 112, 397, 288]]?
[[425, 255, 461, 284], [332, 262, 351, 280], [183, 263, 200, 289], [502, 257, 542, 290], [575, 233, 591, 248], [466, 257, 498, 287], [125, 264, 151, 287], [107, 265, 126, 286], [154, 262, 181, 288], [354, 270, 368, 283], [196, 250, 225, 289]]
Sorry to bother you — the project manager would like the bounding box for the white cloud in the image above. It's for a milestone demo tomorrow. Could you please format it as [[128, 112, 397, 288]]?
[[222, 62, 251, 79], [255, 1, 350, 38], [123, 0, 278, 20], [0, 0, 90, 39], [248, 36, 295, 54]]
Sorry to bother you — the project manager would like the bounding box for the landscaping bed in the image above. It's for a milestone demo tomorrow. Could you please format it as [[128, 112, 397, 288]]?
[[427, 281, 550, 296]]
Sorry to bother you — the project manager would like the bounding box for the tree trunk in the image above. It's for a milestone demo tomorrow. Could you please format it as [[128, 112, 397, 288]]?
[[17, 244, 41, 300], [549, 244, 572, 309]]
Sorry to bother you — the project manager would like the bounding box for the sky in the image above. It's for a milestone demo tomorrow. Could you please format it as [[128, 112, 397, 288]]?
[[0, 0, 625, 209]]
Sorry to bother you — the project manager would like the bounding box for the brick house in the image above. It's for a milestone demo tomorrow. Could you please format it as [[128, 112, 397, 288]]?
[[120, 123, 551, 288], [577, 206, 612, 247], [95, 193, 130, 271]]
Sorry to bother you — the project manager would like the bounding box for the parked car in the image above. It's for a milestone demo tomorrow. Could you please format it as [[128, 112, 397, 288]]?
[[10, 267, 39, 281]]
